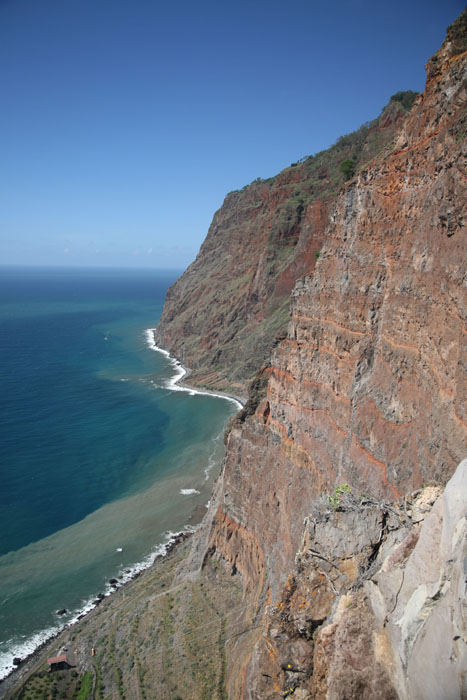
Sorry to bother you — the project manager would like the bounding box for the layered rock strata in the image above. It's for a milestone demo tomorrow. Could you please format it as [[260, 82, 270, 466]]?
[[155, 101, 408, 396], [206, 6, 466, 589], [201, 13, 467, 696], [157, 11, 467, 699]]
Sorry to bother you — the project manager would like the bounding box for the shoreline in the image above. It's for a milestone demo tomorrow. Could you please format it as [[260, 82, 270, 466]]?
[[144, 328, 246, 408], [0, 529, 193, 695], [178, 373, 246, 408], [1, 326, 239, 691]]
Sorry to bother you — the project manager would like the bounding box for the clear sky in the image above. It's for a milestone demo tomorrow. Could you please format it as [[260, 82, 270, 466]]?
[[0, 0, 463, 269]]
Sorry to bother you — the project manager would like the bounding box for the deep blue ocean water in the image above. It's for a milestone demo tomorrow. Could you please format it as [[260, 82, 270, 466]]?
[[0, 266, 238, 678]]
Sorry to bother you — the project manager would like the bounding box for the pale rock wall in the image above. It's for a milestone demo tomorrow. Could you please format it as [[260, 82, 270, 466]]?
[[245, 459, 467, 699]]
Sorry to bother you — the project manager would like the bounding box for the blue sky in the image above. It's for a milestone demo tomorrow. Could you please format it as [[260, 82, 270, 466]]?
[[0, 0, 463, 269]]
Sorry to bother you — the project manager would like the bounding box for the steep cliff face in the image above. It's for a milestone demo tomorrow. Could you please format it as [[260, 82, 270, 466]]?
[[206, 5, 466, 580], [152, 12, 467, 699], [199, 12, 467, 697], [246, 460, 467, 700], [155, 101, 407, 396]]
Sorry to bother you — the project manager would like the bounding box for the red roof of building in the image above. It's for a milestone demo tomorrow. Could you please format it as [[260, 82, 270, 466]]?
[[47, 655, 67, 664]]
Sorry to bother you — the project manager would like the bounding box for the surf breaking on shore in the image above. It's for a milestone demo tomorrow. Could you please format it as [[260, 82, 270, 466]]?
[[144, 328, 244, 410], [1, 328, 240, 684], [0, 529, 194, 682]]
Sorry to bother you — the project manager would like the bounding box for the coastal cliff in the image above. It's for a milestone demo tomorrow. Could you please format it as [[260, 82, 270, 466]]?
[[155, 96, 409, 397], [4, 11, 466, 700], [172, 10, 467, 698]]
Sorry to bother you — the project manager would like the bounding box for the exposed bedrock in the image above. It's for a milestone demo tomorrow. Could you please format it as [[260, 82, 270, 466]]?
[[208, 12, 466, 582], [156, 12, 467, 700], [245, 459, 467, 699], [155, 92, 407, 396], [200, 14, 467, 697]]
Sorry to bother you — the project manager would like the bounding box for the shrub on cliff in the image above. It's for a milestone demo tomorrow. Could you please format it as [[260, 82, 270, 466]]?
[[390, 90, 419, 111], [340, 158, 356, 181]]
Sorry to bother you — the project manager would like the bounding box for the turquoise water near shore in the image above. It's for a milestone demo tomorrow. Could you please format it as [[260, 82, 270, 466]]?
[[0, 266, 238, 679]]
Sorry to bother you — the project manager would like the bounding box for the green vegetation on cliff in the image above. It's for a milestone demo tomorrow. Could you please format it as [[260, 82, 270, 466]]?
[[389, 90, 419, 111]]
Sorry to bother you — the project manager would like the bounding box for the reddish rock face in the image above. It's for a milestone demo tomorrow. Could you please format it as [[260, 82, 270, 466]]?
[[155, 102, 406, 396], [202, 14, 467, 694], [156, 11, 466, 699], [266, 39, 466, 503]]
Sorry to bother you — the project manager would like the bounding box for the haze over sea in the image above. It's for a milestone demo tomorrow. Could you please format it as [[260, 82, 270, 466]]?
[[0, 266, 238, 679]]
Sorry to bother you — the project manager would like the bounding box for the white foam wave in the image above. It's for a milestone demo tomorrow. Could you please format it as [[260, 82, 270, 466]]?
[[180, 488, 200, 495], [0, 530, 191, 682], [0, 622, 63, 681], [144, 329, 243, 409], [204, 433, 223, 481]]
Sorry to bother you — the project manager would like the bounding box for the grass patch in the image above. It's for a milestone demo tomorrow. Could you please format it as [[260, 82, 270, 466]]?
[[76, 671, 93, 700]]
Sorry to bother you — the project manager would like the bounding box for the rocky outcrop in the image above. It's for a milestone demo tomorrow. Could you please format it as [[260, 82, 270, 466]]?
[[245, 459, 467, 699], [155, 100, 409, 396]]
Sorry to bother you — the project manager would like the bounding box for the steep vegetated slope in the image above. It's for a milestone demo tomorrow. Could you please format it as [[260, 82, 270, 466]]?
[[155, 97, 412, 396], [2, 538, 245, 700]]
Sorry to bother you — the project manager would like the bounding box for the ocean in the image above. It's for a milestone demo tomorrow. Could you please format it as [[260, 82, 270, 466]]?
[[0, 266, 239, 680]]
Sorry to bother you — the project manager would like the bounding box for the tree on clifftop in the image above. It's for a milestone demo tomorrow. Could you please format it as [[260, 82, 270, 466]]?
[[390, 90, 419, 111]]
